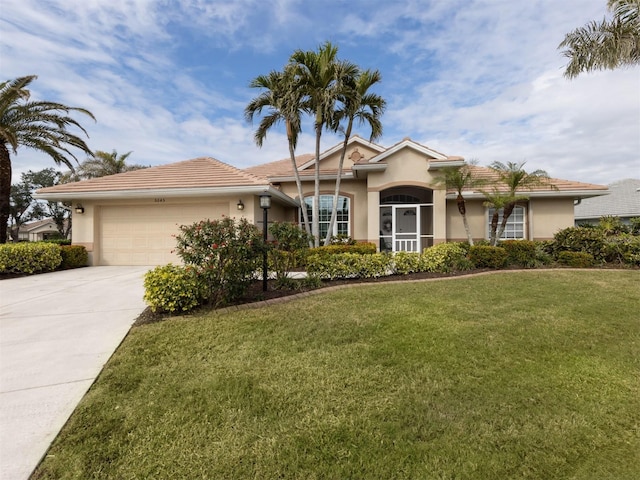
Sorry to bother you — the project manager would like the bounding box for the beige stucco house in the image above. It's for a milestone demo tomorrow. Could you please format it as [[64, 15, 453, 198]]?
[[36, 136, 608, 266]]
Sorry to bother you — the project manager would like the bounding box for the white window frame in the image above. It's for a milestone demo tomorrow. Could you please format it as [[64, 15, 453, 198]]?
[[487, 205, 526, 240], [303, 195, 350, 239]]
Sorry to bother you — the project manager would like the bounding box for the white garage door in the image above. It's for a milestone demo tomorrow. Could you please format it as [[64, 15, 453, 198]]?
[[99, 203, 229, 265]]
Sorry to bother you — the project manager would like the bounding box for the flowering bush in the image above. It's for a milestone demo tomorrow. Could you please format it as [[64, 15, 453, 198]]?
[[174, 217, 264, 307]]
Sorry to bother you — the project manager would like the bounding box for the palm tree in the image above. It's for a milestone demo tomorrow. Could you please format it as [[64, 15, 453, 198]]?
[[245, 67, 312, 239], [290, 41, 359, 246], [323, 69, 386, 245], [559, 0, 640, 78], [484, 161, 552, 245], [70, 150, 145, 181], [437, 162, 486, 246], [0, 75, 94, 243]]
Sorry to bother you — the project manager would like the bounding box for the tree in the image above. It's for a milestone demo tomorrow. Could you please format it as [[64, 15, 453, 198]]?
[[436, 162, 486, 246], [8, 177, 42, 241], [290, 41, 359, 247], [483, 161, 552, 246], [559, 0, 640, 78], [323, 68, 386, 246], [0, 75, 94, 243], [22, 168, 72, 238], [245, 67, 312, 240], [63, 150, 145, 182]]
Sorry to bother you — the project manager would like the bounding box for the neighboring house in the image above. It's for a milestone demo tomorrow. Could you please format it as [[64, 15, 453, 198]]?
[[574, 178, 640, 226], [10, 218, 68, 242], [35, 136, 608, 266]]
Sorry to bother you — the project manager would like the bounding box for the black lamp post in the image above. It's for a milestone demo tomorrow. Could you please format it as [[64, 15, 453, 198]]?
[[259, 193, 272, 291]]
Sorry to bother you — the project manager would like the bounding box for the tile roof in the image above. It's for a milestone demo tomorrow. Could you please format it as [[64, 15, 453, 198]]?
[[575, 178, 640, 219], [244, 154, 315, 177], [461, 165, 608, 194], [37, 157, 269, 194]]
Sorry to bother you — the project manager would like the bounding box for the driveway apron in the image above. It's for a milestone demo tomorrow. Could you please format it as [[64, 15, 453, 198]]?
[[0, 266, 149, 480]]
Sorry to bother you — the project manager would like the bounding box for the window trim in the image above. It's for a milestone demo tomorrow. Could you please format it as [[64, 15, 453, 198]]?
[[486, 204, 527, 240], [302, 194, 351, 239]]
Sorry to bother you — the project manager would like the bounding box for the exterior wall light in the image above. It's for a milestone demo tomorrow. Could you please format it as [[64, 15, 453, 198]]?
[[75, 205, 85, 214], [237, 199, 244, 211]]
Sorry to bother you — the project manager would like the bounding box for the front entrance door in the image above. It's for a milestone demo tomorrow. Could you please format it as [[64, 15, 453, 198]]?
[[380, 205, 424, 252]]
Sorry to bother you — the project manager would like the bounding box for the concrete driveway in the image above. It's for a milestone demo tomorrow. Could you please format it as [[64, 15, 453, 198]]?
[[0, 266, 150, 480]]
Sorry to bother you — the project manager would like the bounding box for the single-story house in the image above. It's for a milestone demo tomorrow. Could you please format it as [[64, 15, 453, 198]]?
[[36, 136, 608, 266], [574, 178, 640, 226], [10, 218, 68, 242]]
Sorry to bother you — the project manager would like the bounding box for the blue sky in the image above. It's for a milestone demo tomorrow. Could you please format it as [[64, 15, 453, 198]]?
[[2, 0, 639, 185]]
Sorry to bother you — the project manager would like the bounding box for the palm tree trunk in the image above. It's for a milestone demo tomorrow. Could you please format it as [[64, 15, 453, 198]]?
[[0, 143, 12, 244], [496, 202, 516, 243], [489, 209, 501, 246], [324, 121, 353, 246], [462, 214, 474, 246], [287, 122, 311, 246], [313, 121, 322, 247]]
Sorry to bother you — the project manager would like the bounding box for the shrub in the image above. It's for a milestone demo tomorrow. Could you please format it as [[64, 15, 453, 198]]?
[[501, 240, 538, 268], [59, 245, 88, 269], [557, 251, 595, 268], [175, 217, 264, 306], [629, 217, 640, 235], [597, 215, 629, 235], [308, 242, 377, 257], [0, 242, 62, 274], [391, 252, 422, 275], [603, 234, 640, 266], [143, 264, 202, 313], [421, 242, 472, 273], [43, 238, 72, 246], [551, 227, 607, 262], [306, 252, 391, 280], [268, 222, 312, 287], [469, 245, 508, 269]]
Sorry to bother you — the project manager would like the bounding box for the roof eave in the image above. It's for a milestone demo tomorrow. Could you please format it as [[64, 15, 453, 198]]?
[[445, 190, 610, 200], [34, 185, 300, 207]]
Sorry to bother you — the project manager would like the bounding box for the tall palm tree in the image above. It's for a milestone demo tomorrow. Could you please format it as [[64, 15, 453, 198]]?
[[245, 67, 312, 239], [0, 75, 94, 243], [484, 161, 552, 245], [323, 68, 386, 245], [290, 41, 358, 246], [70, 150, 145, 180], [437, 162, 486, 246], [559, 0, 640, 78]]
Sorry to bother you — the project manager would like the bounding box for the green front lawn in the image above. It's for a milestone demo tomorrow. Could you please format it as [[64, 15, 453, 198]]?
[[34, 270, 640, 479]]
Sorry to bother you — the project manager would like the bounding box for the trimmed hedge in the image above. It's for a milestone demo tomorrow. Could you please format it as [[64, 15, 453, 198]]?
[[0, 242, 62, 274], [59, 245, 88, 269], [306, 253, 390, 280], [469, 245, 508, 269], [421, 242, 472, 273], [557, 251, 595, 268], [501, 240, 538, 268], [308, 242, 377, 257]]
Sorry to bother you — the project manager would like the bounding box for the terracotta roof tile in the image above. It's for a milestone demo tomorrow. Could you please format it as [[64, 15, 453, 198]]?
[[37, 157, 269, 194], [452, 165, 608, 194], [244, 154, 314, 177]]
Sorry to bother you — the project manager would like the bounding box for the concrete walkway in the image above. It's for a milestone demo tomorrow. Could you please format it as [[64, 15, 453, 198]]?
[[0, 266, 149, 480]]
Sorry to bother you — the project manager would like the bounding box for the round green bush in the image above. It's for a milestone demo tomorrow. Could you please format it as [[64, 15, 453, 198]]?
[[143, 264, 203, 313]]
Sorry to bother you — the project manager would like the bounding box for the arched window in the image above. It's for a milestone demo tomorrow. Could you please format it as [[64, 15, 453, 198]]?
[[303, 195, 350, 239], [487, 205, 526, 240]]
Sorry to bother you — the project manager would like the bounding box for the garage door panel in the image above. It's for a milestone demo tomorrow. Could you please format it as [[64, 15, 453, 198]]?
[[100, 203, 229, 265]]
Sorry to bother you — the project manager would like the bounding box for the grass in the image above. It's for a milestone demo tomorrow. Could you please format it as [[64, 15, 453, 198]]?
[[33, 270, 640, 479]]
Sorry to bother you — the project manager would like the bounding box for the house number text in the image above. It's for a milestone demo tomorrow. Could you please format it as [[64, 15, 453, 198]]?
[[154, 198, 166, 203]]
